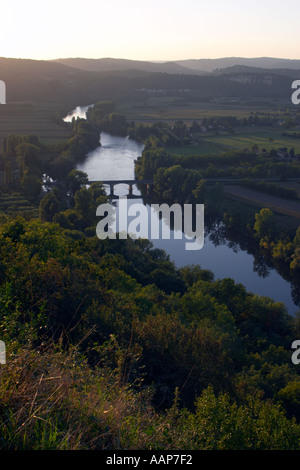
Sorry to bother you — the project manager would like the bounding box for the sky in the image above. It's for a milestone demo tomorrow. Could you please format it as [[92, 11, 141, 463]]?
[[1, 0, 299, 61]]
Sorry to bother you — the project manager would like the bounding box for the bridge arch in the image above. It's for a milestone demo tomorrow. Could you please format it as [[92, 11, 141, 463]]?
[[88, 179, 153, 198]]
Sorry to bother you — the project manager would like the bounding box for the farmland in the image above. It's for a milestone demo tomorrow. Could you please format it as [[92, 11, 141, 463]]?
[[116, 95, 294, 124], [0, 102, 71, 149], [202, 128, 300, 154], [166, 126, 300, 159]]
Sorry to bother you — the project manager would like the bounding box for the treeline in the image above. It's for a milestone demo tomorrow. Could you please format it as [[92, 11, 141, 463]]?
[[0, 119, 100, 211], [86, 101, 128, 136], [40, 171, 108, 238], [0, 134, 45, 202], [129, 120, 191, 147], [128, 113, 287, 148], [1, 216, 300, 449], [241, 179, 298, 200], [189, 112, 279, 132], [136, 137, 300, 181], [48, 118, 100, 180], [253, 208, 300, 271]]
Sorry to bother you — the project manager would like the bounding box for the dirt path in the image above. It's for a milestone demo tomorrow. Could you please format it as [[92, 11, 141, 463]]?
[[224, 185, 300, 220]]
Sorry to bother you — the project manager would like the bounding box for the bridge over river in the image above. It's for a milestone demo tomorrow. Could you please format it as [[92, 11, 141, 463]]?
[[88, 179, 153, 197]]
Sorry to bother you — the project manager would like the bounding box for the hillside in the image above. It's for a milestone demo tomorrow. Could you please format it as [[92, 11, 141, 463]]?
[[52, 57, 300, 75], [176, 57, 300, 73], [0, 57, 297, 107], [52, 57, 204, 75]]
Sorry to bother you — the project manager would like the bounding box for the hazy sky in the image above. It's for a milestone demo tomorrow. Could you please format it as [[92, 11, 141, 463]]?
[[1, 0, 299, 61]]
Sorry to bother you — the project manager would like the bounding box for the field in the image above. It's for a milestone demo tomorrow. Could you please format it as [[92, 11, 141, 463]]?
[[0, 192, 38, 218], [203, 128, 300, 154], [117, 95, 300, 157], [167, 127, 300, 158], [0, 102, 71, 149], [116, 96, 293, 124]]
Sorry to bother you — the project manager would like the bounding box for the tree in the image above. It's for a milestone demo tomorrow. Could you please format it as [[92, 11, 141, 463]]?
[[89, 182, 107, 203], [39, 191, 61, 222], [254, 208, 277, 242], [276, 381, 300, 421], [15, 142, 40, 174], [21, 173, 42, 201], [4, 161, 15, 187], [74, 187, 95, 228], [67, 169, 88, 195], [101, 113, 128, 136]]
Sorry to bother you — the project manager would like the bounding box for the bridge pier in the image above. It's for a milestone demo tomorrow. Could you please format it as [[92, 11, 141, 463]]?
[[109, 184, 114, 197], [128, 183, 133, 196]]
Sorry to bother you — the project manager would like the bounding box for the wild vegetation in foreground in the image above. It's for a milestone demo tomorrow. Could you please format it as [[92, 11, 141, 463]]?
[[0, 217, 300, 450]]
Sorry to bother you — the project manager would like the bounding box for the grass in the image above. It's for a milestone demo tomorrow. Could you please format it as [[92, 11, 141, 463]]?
[[0, 341, 183, 450], [204, 128, 300, 153], [167, 127, 300, 159], [1, 339, 299, 450]]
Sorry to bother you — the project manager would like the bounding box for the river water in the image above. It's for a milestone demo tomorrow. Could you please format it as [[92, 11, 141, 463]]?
[[65, 108, 300, 315]]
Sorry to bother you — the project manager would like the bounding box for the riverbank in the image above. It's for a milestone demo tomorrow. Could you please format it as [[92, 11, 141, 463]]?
[[224, 185, 300, 220]]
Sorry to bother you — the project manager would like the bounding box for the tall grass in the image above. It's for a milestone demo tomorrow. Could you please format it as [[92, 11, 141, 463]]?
[[0, 342, 179, 450]]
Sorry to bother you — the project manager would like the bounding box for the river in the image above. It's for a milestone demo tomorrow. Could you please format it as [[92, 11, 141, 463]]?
[[64, 108, 300, 315]]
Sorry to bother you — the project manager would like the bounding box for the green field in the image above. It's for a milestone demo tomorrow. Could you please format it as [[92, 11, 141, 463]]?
[[168, 127, 300, 158], [116, 96, 294, 124], [0, 102, 71, 149], [204, 128, 300, 153]]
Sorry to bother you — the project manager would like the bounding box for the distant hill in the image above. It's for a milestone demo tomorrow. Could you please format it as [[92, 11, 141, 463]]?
[[213, 64, 300, 78], [53, 57, 300, 75], [0, 56, 297, 106], [175, 57, 300, 73], [0, 57, 101, 104], [52, 57, 206, 75]]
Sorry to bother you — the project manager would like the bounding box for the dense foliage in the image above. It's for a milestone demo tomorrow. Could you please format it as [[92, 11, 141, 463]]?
[[0, 216, 300, 449]]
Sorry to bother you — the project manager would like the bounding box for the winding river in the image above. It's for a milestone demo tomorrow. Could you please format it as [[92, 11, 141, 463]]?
[[64, 108, 300, 315]]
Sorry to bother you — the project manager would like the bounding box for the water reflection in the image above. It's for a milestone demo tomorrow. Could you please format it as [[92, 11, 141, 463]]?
[[65, 106, 300, 314]]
